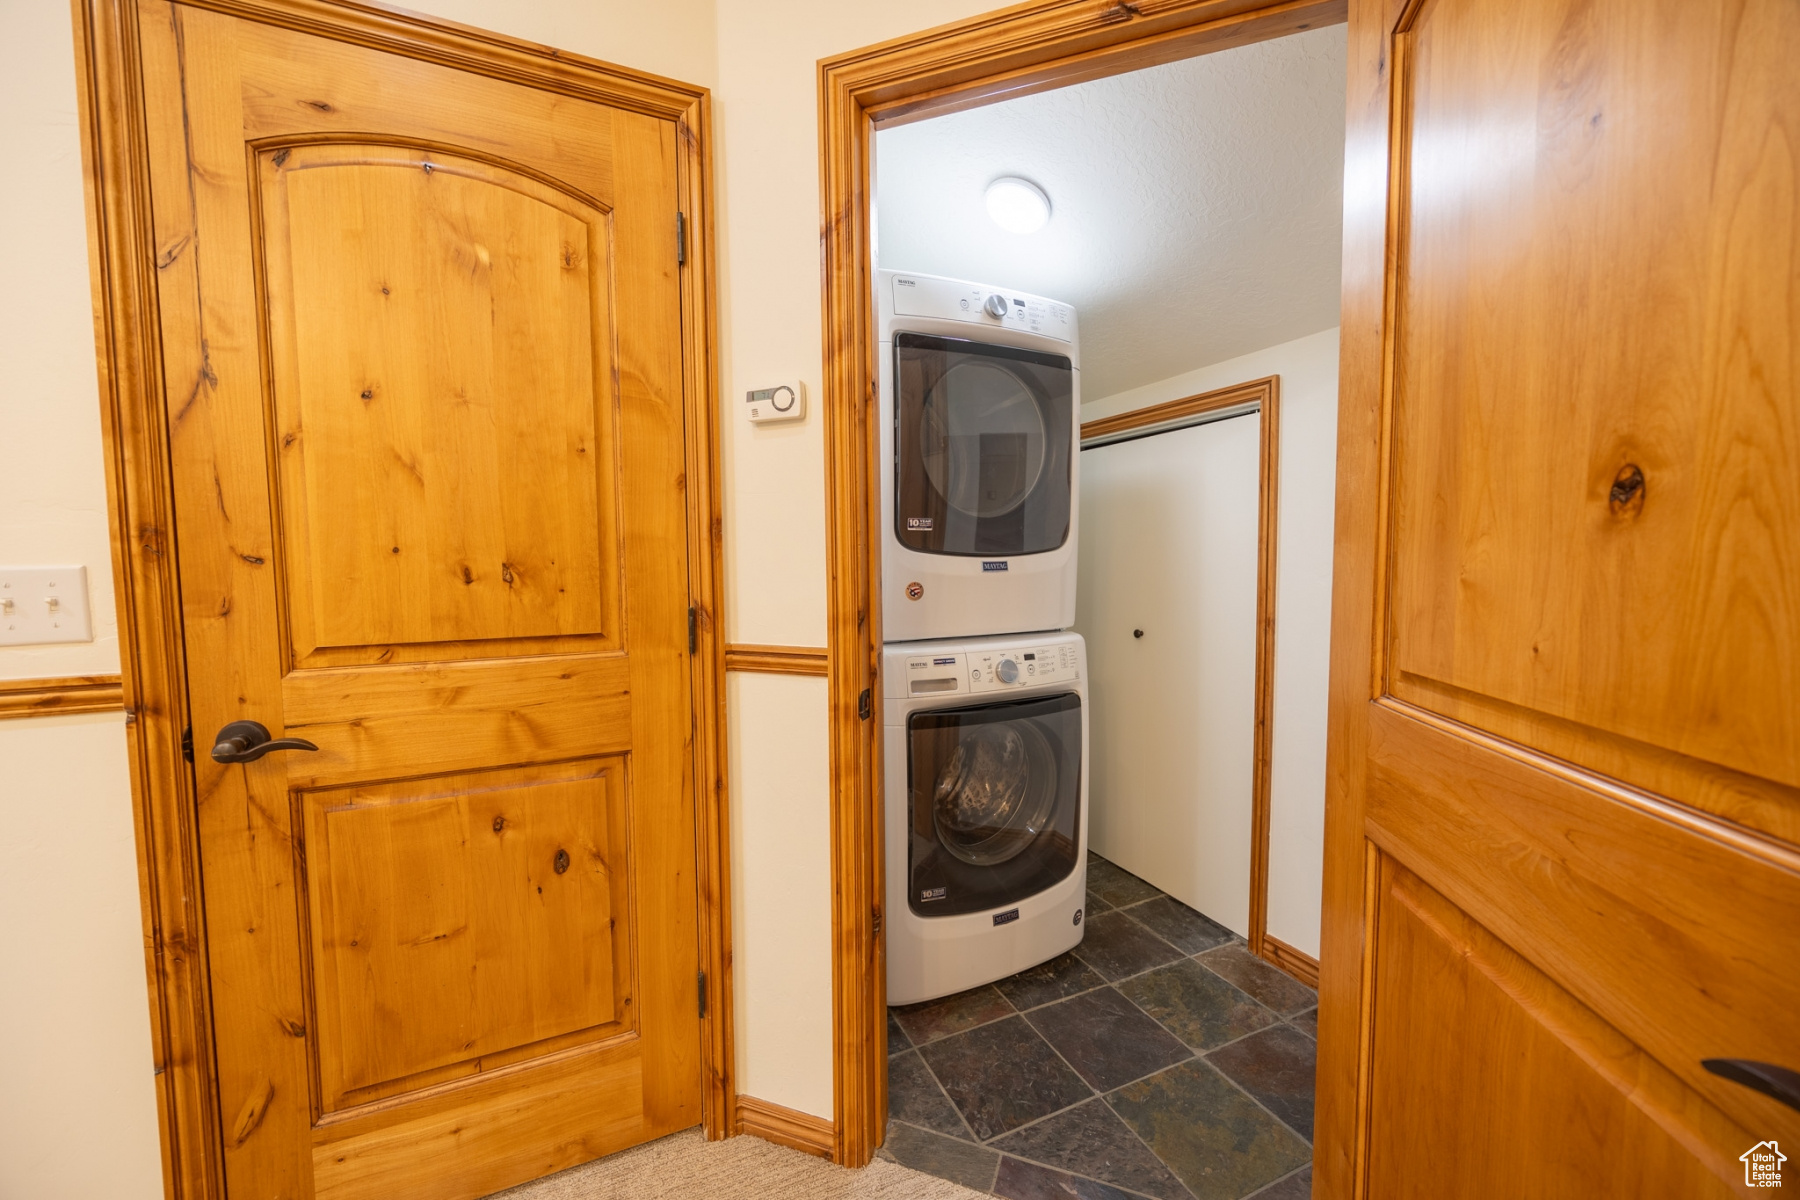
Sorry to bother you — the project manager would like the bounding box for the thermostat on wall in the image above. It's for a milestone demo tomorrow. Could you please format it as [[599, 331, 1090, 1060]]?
[[746, 382, 805, 424]]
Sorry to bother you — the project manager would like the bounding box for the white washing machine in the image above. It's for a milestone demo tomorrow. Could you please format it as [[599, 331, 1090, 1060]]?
[[879, 270, 1080, 643], [885, 630, 1088, 1005]]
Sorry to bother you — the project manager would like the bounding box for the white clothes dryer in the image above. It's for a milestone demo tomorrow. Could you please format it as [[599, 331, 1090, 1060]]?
[[884, 630, 1088, 1005], [879, 270, 1080, 643]]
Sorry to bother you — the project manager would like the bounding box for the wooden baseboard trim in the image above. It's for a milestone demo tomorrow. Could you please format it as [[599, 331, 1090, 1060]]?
[[1259, 934, 1321, 990], [723, 644, 829, 676], [0, 674, 126, 720], [735, 1095, 834, 1158]]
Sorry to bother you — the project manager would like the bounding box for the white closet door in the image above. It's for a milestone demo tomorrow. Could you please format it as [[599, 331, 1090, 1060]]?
[[1075, 412, 1260, 934]]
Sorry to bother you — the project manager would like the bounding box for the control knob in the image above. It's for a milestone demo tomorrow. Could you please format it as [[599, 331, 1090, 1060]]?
[[983, 293, 1009, 318], [996, 658, 1019, 684]]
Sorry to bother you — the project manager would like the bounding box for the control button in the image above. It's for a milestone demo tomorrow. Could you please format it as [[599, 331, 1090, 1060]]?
[[996, 659, 1019, 684], [983, 293, 1009, 318]]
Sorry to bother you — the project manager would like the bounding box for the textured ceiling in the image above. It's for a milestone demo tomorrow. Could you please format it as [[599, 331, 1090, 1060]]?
[[875, 25, 1347, 402]]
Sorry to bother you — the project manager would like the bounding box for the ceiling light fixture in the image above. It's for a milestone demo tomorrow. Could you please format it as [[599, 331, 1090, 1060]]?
[[985, 176, 1051, 234]]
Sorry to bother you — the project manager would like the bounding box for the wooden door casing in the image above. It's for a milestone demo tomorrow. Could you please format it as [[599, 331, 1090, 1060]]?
[[1319, 0, 1799, 1197], [119, 3, 714, 1197]]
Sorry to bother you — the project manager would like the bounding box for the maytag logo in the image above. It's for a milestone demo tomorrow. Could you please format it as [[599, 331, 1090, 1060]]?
[[982, 561, 1009, 572], [992, 908, 1020, 926], [897, 277, 917, 287]]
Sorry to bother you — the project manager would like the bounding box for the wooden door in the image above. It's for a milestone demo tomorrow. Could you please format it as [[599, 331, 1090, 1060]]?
[[1319, 0, 1799, 1197], [138, 5, 701, 1196]]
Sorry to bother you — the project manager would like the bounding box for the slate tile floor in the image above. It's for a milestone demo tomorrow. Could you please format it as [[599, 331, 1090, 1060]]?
[[879, 854, 1316, 1200]]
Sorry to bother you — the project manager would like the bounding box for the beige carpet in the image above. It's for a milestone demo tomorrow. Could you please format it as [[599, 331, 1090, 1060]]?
[[490, 1129, 987, 1200]]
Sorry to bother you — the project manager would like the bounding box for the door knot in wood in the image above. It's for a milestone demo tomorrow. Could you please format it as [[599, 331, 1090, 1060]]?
[[1608, 463, 1645, 515]]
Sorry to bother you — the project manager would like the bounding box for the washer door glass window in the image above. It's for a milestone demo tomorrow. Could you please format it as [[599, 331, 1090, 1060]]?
[[895, 332, 1073, 556], [907, 691, 1081, 917]]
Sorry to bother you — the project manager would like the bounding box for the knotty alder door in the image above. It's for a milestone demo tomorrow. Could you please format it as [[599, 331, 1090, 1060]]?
[[1320, 0, 1799, 1197], [138, 5, 702, 1197]]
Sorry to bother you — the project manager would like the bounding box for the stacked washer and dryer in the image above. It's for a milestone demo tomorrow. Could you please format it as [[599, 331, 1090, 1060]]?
[[878, 270, 1090, 1005]]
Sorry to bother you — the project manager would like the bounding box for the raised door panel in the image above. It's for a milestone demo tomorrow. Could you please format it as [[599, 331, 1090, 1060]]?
[[260, 144, 621, 666], [1384, 0, 1800, 839], [1364, 858, 1737, 1199], [1364, 704, 1800, 1153], [303, 757, 631, 1110]]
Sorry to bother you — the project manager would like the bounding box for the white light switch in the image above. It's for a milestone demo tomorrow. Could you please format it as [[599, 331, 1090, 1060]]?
[[0, 566, 95, 646]]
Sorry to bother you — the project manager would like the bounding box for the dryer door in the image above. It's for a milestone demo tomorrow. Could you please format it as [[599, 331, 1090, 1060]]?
[[906, 691, 1081, 917], [894, 332, 1073, 557]]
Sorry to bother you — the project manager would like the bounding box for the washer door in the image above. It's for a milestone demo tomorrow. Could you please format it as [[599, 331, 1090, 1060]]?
[[907, 691, 1081, 917], [894, 332, 1073, 557]]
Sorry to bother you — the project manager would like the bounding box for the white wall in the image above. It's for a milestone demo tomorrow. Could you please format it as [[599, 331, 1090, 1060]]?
[[0, 714, 164, 1200], [1081, 327, 1339, 958], [0, 3, 160, 1196]]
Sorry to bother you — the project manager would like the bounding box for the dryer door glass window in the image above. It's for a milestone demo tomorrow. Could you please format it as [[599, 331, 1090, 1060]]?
[[906, 691, 1081, 917], [895, 333, 1073, 556]]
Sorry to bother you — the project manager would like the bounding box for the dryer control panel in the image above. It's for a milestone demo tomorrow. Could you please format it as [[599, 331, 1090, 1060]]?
[[890, 274, 1074, 343]]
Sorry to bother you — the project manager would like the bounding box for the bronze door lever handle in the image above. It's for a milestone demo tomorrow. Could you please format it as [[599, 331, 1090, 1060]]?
[[211, 719, 319, 764]]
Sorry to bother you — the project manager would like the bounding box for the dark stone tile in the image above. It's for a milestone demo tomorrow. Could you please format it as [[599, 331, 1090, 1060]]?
[[1207, 1025, 1317, 1141], [994, 1154, 1155, 1200], [893, 984, 1015, 1046], [1086, 857, 1163, 908], [1086, 889, 1115, 915], [991, 1099, 1192, 1200], [1197, 946, 1317, 1016], [1118, 959, 1279, 1052], [996, 952, 1109, 1012], [1108, 1060, 1310, 1200], [888, 1048, 972, 1139], [920, 1015, 1093, 1141], [1025, 987, 1191, 1092], [1121, 896, 1236, 955], [1076, 911, 1182, 982], [888, 1007, 912, 1054], [1287, 1008, 1318, 1041], [885, 1121, 999, 1192], [1249, 1166, 1311, 1198]]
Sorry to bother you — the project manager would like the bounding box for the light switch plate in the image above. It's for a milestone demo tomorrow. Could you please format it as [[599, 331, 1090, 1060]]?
[[746, 381, 805, 424], [0, 566, 94, 646]]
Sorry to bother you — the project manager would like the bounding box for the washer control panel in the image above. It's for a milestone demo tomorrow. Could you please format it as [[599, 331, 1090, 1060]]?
[[893, 637, 1082, 699], [891, 274, 1073, 343], [968, 641, 1080, 693]]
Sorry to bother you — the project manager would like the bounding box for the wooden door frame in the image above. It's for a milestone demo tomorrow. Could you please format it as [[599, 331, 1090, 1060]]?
[[819, 0, 1346, 1166], [70, 2, 730, 1196], [1078, 376, 1319, 991]]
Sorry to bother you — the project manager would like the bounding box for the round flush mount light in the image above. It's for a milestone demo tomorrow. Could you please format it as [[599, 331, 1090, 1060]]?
[[985, 176, 1051, 234]]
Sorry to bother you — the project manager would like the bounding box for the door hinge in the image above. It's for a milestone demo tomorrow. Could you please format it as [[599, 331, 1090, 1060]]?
[[697, 969, 707, 1018], [858, 688, 872, 720], [676, 212, 687, 265], [180, 726, 194, 763], [872, 905, 883, 935], [688, 605, 698, 655]]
